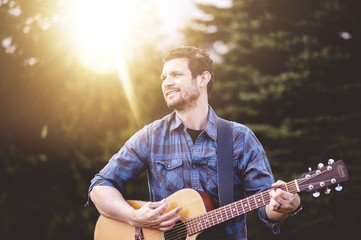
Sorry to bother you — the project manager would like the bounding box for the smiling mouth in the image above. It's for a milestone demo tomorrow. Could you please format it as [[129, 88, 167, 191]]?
[[166, 90, 179, 97]]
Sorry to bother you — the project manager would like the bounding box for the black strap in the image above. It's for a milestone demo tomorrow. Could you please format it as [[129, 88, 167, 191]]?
[[216, 117, 234, 206]]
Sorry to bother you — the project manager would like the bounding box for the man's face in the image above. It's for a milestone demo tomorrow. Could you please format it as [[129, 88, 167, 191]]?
[[161, 58, 200, 111]]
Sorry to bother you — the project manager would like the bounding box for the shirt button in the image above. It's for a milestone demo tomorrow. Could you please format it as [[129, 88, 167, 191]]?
[[192, 164, 196, 169]]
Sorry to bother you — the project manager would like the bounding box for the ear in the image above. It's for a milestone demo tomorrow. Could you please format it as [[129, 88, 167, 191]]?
[[198, 71, 211, 88]]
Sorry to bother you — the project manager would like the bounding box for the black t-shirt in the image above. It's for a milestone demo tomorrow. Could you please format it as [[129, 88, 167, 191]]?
[[186, 128, 203, 143]]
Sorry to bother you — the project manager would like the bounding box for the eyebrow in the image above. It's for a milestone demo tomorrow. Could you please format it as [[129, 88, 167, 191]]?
[[160, 71, 183, 80]]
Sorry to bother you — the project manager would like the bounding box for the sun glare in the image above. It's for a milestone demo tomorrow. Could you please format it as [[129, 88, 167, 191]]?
[[67, 0, 193, 123], [68, 0, 148, 123], [70, 0, 137, 74]]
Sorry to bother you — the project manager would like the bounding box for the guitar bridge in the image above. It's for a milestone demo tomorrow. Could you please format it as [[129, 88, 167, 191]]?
[[135, 227, 144, 240]]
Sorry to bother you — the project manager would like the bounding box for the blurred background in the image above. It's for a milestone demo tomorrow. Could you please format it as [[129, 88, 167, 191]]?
[[1, 0, 360, 239]]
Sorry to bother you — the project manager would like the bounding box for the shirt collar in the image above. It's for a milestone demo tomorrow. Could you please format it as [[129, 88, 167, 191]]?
[[169, 106, 218, 141], [204, 106, 218, 141], [169, 111, 183, 132]]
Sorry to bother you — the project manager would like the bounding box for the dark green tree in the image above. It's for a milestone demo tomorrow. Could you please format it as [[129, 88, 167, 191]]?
[[183, 0, 360, 239], [0, 0, 167, 239]]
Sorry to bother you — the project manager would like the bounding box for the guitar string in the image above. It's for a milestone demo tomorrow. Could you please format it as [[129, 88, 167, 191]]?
[[186, 181, 301, 234], [149, 168, 332, 238], [187, 191, 272, 234], [154, 216, 189, 240], [297, 168, 334, 189], [165, 218, 188, 240], [187, 188, 277, 234], [188, 168, 334, 234], [145, 228, 186, 240]]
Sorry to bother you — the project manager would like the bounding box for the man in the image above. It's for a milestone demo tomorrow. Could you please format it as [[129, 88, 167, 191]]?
[[87, 46, 302, 239]]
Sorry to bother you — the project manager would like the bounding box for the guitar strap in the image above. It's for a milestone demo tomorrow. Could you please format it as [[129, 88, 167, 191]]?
[[216, 117, 234, 206]]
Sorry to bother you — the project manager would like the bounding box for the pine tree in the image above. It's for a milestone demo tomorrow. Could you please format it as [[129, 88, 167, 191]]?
[[184, 1, 360, 239]]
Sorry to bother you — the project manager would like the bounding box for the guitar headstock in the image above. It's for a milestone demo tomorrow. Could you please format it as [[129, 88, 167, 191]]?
[[297, 159, 349, 197]]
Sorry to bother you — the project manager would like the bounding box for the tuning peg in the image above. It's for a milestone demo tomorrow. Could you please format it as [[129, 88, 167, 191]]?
[[313, 191, 320, 197], [328, 159, 335, 165], [324, 188, 331, 194], [318, 163, 324, 169], [335, 184, 343, 192]]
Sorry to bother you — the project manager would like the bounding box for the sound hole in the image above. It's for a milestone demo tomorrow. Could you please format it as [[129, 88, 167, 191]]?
[[164, 220, 187, 240]]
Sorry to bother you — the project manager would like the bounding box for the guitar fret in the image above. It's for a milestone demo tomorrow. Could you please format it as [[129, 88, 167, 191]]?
[[229, 204, 235, 217], [246, 197, 251, 211], [216, 209, 222, 224], [254, 194, 262, 208], [261, 192, 266, 205], [100, 160, 348, 239], [253, 195, 258, 208], [231, 202, 239, 216], [228, 203, 235, 218], [204, 217, 209, 228], [187, 180, 302, 236], [263, 190, 271, 204], [187, 187, 291, 236], [224, 205, 229, 219], [240, 199, 245, 213], [210, 211, 215, 227]]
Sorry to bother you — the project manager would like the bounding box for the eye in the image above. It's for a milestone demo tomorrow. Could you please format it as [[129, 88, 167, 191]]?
[[172, 72, 182, 78]]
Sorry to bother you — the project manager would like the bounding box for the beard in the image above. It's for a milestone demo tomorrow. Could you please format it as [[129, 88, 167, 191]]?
[[164, 85, 200, 111]]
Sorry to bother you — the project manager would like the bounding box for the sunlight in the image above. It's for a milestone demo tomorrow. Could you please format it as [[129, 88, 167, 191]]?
[[70, 0, 137, 74], [68, 0, 145, 123], [69, 0, 192, 74], [67, 0, 195, 124]]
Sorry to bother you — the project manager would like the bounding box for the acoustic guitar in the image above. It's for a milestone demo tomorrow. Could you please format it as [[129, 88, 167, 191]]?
[[94, 159, 348, 240]]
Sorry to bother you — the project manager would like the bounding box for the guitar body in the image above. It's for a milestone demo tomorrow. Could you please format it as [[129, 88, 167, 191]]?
[[94, 188, 214, 240], [94, 160, 349, 240]]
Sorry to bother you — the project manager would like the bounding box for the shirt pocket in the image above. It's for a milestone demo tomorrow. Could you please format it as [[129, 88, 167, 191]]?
[[155, 157, 184, 193]]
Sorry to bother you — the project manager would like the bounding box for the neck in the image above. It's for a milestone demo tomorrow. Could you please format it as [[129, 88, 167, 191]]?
[[176, 101, 209, 130]]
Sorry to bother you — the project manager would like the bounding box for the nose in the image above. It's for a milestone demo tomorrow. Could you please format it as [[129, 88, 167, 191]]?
[[162, 75, 174, 86]]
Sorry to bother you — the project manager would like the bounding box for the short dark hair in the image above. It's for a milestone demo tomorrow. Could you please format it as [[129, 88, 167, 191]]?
[[162, 46, 214, 97]]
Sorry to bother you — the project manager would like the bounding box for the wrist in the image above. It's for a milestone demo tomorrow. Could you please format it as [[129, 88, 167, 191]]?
[[289, 203, 302, 216]]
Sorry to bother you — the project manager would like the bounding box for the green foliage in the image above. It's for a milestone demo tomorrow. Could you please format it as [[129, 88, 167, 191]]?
[[0, 146, 99, 240], [0, 0, 167, 239], [184, 0, 360, 239], [1, 0, 360, 239]]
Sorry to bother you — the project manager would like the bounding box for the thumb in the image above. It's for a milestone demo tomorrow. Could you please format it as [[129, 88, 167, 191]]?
[[147, 199, 166, 209]]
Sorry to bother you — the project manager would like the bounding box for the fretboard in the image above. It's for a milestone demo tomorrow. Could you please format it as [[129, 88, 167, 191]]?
[[186, 180, 299, 236]]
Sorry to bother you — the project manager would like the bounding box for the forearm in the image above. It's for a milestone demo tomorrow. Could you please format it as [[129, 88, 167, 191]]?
[[90, 185, 182, 231], [90, 185, 135, 225], [265, 204, 288, 222]]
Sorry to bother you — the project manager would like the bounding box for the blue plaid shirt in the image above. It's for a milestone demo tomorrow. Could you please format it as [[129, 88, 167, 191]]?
[[87, 106, 279, 239]]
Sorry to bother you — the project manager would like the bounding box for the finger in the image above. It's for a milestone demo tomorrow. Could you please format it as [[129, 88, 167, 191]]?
[[160, 206, 182, 221], [270, 189, 300, 213], [276, 202, 282, 210], [270, 189, 282, 202], [271, 180, 286, 188], [159, 214, 182, 230], [151, 201, 168, 216], [147, 199, 166, 209], [274, 188, 296, 202], [268, 194, 281, 210]]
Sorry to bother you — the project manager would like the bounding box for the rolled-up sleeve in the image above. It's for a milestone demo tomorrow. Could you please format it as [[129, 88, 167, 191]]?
[[85, 126, 150, 207], [236, 124, 280, 234], [258, 206, 280, 234]]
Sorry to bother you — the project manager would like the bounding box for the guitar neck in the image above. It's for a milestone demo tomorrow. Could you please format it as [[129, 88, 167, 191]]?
[[186, 180, 299, 235]]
